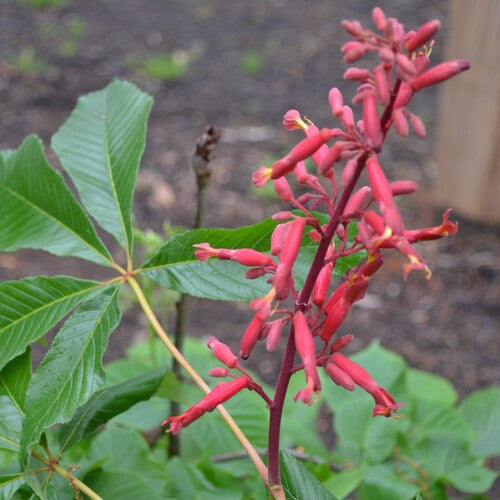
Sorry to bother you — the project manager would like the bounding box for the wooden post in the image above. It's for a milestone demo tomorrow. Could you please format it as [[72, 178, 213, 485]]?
[[433, 0, 500, 223]]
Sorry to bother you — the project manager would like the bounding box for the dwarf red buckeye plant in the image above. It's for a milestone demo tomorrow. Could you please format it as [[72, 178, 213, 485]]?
[[164, 6, 469, 492]]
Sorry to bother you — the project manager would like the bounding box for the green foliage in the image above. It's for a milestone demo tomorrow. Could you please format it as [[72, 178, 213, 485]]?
[[18, 0, 70, 8], [130, 52, 189, 81], [10, 48, 47, 75], [241, 50, 265, 76]]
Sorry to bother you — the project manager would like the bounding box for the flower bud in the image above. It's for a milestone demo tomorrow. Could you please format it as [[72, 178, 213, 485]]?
[[366, 155, 395, 210], [329, 334, 354, 353], [344, 68, 372, 82], [318, 141, 345, 175], [208, 367, 230, 378], [245, 267, 268, 279], [240, 312, 267, 359], [343, 186, 371, 215], [373, 64, 390, 105], [313, 261, 334, 307], [273, 177, 294, 202], [341, 105, 355, 130], [395, 53, 417, 77], [405, 19, 441, 53], [326, 363, 355, 390], [266, 319, 284, 352], [341, 19, 363, 36], [362, 94, 382, 149], [207, 336, 239, 368], [329, 87, 344, 117], [272, 211, 294, 222], [394, 81, 414, 108], [393, 108, 409, 136], [341, 155, 360, 187], [372, 7, 387, 32], [411, 59, 470, 91], [409, 113, 426, 138], [390, 180, 418, 196]]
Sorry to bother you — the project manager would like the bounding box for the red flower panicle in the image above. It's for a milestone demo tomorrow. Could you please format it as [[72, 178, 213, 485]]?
[[180, 6, 468, 439]]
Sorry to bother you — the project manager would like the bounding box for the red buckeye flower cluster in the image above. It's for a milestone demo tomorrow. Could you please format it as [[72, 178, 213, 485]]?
[[164, 7, 468, 438]]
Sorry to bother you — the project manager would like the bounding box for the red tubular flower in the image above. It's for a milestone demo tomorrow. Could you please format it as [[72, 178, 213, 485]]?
[[364, 210, 386, 235], [405, 19, 441, 53], [366, 155, 404, 234], [402, 209, 458, 242], [271, 129, 335, 179], [324, 281, 349, 314], [411, 59, 470, 91], [252, 166, 272, 187], [274, 217, 306, 300], [207, 336, 239, 369], [326, 363, 355, 391], [331, 353, 377, 392], [371, 387, 403, 417], [304, 123, 330, 167], [358, 253, 384, 277], [164, 376, 250, 434], [193, 243, 233, 261], [245, 267, 268, 279], [232, 249, 276, 267], [240, 311, 267, 359], [293, 311, 321, 405], [362, 94, 382, 149], [320, 297, 350, 343], [283, 109, 307, 131]]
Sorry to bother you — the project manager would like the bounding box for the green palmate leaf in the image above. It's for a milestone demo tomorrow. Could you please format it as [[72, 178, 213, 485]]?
[[84, 470, 164, 500], [0, 348, 31, 414], [459, 387, 500, 457], [0, 397, 21, 452], [21, 286, 121, 462], [0, 276, 103, 371], [58, 367, 166, 450], [142, 217, 365, 301], [406, 369, 457, 407], [444, 464, 497, 494], [51, 79, 153, 256], [323, 468, 363, 500], [0, 136, 112, 266], [359, 464, 419, 500], [280, 450, 337, 500], [0, 473, 24, 500], [85, 426, 167, 499]]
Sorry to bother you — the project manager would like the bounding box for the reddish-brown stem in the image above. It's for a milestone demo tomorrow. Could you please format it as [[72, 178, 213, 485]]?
[[266, 80, 400, 487]]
